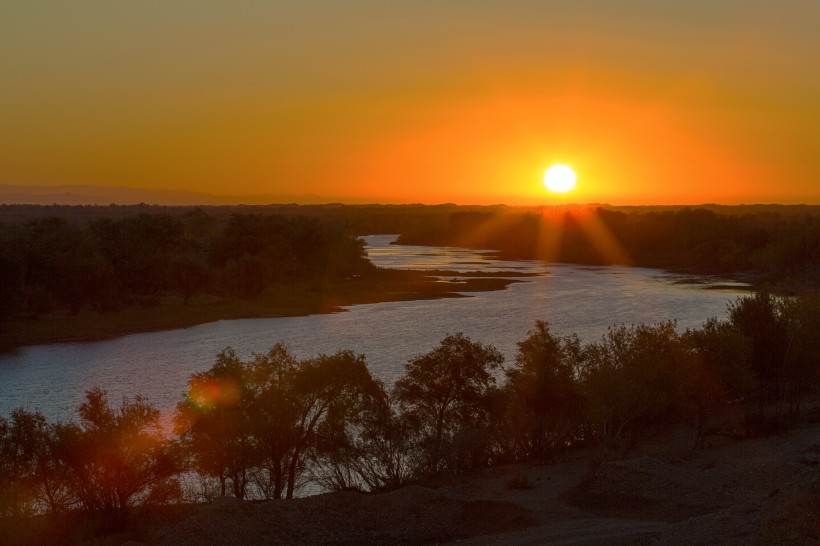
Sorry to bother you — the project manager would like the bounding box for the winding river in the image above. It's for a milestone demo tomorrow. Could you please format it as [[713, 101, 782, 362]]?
[[0, 235, 749, 422]]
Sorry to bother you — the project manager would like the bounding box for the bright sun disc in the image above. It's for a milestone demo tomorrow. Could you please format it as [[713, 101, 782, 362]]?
[[544, 165, 576, 193]]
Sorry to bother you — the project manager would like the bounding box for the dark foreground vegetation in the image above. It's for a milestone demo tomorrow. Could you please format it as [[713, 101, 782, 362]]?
[[2, 292, 819, 543]]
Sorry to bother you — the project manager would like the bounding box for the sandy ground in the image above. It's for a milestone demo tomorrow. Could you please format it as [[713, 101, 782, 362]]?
[[145, 422, 820, 545]]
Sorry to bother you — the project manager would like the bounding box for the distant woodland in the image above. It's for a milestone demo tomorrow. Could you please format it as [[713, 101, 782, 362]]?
[[396, 205, 820, 286], [0, 209, 372, 324], [2, 203, 820, 347]]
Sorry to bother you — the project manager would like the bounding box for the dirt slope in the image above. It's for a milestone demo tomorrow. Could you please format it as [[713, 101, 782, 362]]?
[[146, 423, 820, 545]]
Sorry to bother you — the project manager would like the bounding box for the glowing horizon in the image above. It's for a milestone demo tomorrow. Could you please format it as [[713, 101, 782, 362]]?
[[2, 2, 819, 206]]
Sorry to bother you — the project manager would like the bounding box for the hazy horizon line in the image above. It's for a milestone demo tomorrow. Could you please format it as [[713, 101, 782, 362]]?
[[1, 183, 818, 208]]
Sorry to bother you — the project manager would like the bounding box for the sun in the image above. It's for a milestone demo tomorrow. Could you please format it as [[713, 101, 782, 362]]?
[[543, 164, 576, 193]]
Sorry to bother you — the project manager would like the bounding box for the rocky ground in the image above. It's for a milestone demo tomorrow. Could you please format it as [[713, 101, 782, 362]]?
[[138, 421, 820, 546]]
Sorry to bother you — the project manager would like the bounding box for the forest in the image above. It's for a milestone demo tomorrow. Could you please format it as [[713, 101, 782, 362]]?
[[0, 210, 373, 337], [2, 291, 819, 537], [396, 206, 820, 286]]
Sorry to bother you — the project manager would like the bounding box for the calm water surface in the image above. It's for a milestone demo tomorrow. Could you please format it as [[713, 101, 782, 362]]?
[[0, 235, 749, 422]]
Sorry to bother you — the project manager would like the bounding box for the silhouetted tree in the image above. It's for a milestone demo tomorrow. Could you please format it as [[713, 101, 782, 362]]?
[[222, 254, 271, 298], [683, 318, 755, 444], [505, 321, 585, 459], [393, 333, 503, 475], [175, 349, 253, 499], [581, 322, 690, 447], [57, 389, 180, 527], [244, 344, 299, 499], [0, 224, 24, 331], [90, 214, 184, 298], [728, 293, 789, 409], [780, 293, 820, 414], [170, 254, 210, 305], [311, 391, 415, 493], [280, 350, 383, 498], [6, 409, 76, 516], [177, 345, 383, 499], [21, 217, 112, 315], [0, 411, 39, 517]]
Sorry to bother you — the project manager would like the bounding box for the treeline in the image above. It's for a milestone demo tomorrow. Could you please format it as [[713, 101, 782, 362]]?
[[5, 204, 820, 328], [396, 207, 820, 284], [2, 292, 819, 527], [0, 203, 476, 237], [0, 210, 372, 323]]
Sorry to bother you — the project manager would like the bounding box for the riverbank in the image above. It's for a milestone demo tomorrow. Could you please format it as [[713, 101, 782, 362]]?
[[0, 269, 526, 351]]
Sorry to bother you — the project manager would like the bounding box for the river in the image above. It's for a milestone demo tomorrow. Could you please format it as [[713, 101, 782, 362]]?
[[0, 235, 750, 423]]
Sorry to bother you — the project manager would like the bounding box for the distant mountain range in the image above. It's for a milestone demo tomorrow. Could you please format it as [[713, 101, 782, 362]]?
[[0, 184, 358, 205]]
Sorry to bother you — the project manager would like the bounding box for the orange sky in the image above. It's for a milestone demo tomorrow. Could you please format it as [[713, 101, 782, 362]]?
[[2, 2, 819, 205]]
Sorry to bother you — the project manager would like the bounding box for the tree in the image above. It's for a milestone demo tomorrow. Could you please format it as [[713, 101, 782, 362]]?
[[244, 344, 299, 500], [0, 224, 24, 330], [0, 409, 75, 517], [728, 293, 789, 408], [221, 253, 272, 298], [210, 214, 300, 285], [683, 318, 755, 444], [780, 293, 820, 414], [0, 412, 36, 517], [393, 333, 503, 475], [581, 322, 690, 446], [175, 349, 253, 499], [177, 345, 383, 500], [311, 391, 415, 494], [0, 414, 17, 517], [280, 350, 383, 498], [210, 213, 370, 287], [170, 254, 210, 305], [59, 389, 180, 525], [21, 217, 112, 316], [90, 214, 185, 298], [505, 321, 585, 459]]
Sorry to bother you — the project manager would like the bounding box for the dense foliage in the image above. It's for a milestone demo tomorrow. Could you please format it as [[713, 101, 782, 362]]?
[[0, 210, 371, 324], [397, 207, 820, 283], [3, 292, 819, 532]]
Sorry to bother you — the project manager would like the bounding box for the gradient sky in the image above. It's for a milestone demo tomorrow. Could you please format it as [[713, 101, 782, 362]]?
[[2, 1, 819, 205]]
